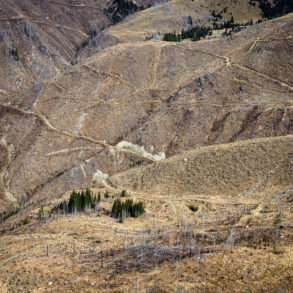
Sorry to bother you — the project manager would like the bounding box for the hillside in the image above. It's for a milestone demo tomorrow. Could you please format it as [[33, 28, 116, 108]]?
[[0, 135, 292, 292], [0, 0, 293, 292], [110, 135, 293, 196], [0, 0, 164, 102], [2, 10, 293, 217], [0, 0, 167, 215]]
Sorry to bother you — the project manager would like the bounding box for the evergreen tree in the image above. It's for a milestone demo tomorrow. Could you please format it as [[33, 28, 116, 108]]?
[[57, 188, 99, 214], [111, 198, 145, 221], [163, 26, 212, 43], [97, 192, 101, 203], [85, 188, 92, 209], [68, 190, 76, 213]]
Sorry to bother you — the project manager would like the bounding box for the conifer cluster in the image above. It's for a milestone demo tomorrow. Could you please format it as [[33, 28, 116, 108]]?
[[163, 26, 212, 42], [111, 199, 145, 222], [55, 188, 100, 214]]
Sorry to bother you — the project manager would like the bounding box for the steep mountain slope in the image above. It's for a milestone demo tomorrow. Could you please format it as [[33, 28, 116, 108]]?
[[107, 0, 263, 40], [110, 135, 293, 195], [0, 0, 166, 215], [0, 0, 107, 101], [0, 0, 292, 221], [0, 2, 293, 292], [79, 0, 263, 58], [0, 0, 160, 105]]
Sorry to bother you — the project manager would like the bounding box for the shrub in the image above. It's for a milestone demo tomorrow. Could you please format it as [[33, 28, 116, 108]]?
[[121, 190, 128, 197], [22, 218, 30, 225], [38, 206, 45, 221], [188, 205, 199, 212]]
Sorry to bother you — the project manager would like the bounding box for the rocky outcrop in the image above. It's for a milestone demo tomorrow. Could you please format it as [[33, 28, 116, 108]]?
[[104, 0, 167, 24], [105, 0, 143, 24]]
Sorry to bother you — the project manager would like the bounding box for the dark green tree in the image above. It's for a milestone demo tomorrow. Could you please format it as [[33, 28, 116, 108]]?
[[111, 199, 145, 221]]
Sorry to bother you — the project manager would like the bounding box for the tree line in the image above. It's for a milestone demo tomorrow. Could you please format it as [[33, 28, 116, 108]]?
[[163, 25, 212, 42]]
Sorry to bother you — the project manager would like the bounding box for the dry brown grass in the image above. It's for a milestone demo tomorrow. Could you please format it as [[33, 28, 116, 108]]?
[[0, 2, 293, 292], [111, 135, 293, 196], [0, 180, 292, 292]]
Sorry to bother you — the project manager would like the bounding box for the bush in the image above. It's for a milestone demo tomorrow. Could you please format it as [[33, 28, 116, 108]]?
[[111, 199, 145, 222], [120, 190, 128, 197], [188, 205, 199, 212], [38, 206, 45, 220]]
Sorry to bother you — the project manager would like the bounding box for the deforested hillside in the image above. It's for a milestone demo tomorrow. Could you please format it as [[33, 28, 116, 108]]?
[[0, 0, 293, 220], [110, 135, 293, 195], [3, 14, 293, 216], [0, 0, 166, 215], [0, 0, 161, 103], [0, 1, 293, 292], [0, 0, 107, 99]]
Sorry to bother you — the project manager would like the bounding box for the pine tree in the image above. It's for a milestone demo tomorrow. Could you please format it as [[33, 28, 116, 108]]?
[[54, 188, 100, 214], [111, 199, 145, 220], [85, 188, 92, 209], [68, 190, 76, 213]]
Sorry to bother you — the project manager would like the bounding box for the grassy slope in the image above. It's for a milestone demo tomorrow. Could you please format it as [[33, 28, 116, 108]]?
[[110, 135, 293, 195]]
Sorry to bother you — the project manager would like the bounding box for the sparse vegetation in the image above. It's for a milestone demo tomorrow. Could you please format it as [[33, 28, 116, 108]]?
[[1, 1, 293, 292], [273, 212, 282, 227], [162, 14, 261, 43], [272, 212, 282, 253], [210, 13, 257, 37]]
